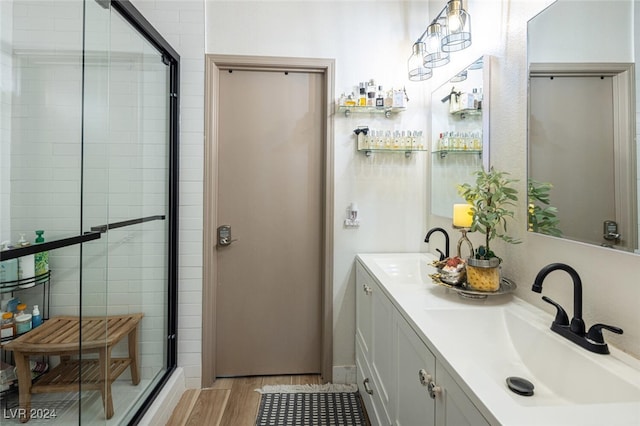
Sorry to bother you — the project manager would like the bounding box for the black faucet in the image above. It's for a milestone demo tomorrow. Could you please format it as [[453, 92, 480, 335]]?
[[425, 227, 449, 261], [532, 263, 622, 354]]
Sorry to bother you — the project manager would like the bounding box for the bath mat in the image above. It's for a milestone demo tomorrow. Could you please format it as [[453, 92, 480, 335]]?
[[255, 384, 367, 426]]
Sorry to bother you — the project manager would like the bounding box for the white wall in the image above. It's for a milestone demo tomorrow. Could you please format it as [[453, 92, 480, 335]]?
[[528, 0, 633, 63]]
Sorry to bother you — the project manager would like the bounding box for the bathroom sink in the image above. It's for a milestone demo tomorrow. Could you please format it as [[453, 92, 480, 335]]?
[[369, 254, 436, 285], [421, 307, 640, 405]]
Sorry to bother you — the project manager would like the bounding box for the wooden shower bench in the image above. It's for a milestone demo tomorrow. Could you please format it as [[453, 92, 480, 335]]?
[[4, 313, 143, 423]]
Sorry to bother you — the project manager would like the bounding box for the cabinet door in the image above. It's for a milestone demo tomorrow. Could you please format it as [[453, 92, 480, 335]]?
[[435, 360, 489, 426], [370, 281, 394, 425], [355, 262, 392, 425], [356, 345, 382, 426], [355, 262, 373, 360], [395, 312, 437, 426]]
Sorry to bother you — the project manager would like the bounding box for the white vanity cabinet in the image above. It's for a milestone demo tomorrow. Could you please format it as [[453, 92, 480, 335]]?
[[356, 259, 490, 426], [356, 262, 394, 425]]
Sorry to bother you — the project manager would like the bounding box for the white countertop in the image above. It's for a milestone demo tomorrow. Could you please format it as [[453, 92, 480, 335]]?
[[356, 253, 640, 426]]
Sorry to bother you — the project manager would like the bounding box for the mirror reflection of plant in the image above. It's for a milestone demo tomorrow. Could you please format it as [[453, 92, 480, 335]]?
[[527, 178, 562, 237], [457, 167, 521, 260]]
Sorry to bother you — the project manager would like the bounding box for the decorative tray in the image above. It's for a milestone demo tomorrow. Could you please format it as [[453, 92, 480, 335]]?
[[429, 273, 516, 299]]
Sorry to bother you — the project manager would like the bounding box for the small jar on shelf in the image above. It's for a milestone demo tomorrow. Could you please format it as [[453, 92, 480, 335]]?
[[1, 312, 16, 339], [15, 303, 32, 334]]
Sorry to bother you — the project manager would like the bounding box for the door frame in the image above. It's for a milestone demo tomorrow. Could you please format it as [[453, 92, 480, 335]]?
[[528, 62, 637, 251], [202, 54, 335, 386]]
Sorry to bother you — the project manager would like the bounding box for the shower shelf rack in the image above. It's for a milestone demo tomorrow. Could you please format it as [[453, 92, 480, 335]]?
[[1, 271, 51, 405], [0, 271, 51, 343]]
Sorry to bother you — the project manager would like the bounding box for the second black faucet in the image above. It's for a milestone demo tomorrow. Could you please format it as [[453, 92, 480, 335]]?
[[532, 262, 623, 354]]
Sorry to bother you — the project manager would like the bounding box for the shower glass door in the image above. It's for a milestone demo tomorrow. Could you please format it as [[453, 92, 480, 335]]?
[[81, 0, 172, 423]]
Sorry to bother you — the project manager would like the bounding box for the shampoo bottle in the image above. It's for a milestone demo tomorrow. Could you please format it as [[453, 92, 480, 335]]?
[[32, 305, 42, 328], [34, 230, 48, 276]]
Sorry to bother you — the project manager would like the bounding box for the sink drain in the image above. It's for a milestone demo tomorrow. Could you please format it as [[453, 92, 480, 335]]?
[[506, 376, 534, 396]]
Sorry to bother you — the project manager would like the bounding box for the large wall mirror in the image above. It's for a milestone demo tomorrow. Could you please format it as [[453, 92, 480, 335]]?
[[527, 0, 639, 253], [430, 56, 491, 218]]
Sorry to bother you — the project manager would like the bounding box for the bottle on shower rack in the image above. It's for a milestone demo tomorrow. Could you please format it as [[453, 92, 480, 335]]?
[[32, 305, 42, 328], [34, 230, 48, 277]]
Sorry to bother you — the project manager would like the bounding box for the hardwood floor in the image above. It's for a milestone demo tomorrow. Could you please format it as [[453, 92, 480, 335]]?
[[166, 375, 322, 426]]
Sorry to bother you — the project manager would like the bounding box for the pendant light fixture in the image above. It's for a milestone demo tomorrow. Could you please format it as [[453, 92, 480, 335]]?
[[424, 22, 450, 69], [408, 41, 432, 81], [407, 0, 472, 81], [442, 0, 472, 52]]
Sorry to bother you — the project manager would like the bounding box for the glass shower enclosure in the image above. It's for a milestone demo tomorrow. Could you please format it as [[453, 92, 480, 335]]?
[[0, 0, 178, 424]]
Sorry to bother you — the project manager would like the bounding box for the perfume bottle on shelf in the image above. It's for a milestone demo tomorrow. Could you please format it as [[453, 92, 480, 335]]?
[[375, 85, 384, 108]]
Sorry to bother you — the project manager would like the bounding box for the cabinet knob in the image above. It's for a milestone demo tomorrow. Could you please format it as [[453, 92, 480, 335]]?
[[363, 284, 373, 295], [419, 369, 441, 399], [363, 377, 374, 395], [418, 369, 430, 386], [428, 381, 442, 399]]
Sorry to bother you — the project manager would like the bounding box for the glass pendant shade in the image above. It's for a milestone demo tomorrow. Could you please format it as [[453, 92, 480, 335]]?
[[408, 42, 432, 81], [423, 22, 450, 68], [468, 57, 483, 70], [442, 0, 472, 52], [450, 70, 467, 82]]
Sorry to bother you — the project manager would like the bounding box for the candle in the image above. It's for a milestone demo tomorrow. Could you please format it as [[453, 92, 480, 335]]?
[[453, 204, 473, 228]]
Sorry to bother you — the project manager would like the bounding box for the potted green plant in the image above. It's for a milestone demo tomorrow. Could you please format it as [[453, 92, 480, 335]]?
[[457, 167, 521, 291]]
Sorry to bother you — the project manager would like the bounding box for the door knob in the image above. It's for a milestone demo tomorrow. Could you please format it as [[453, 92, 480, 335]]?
[[217, 225, 238, 247]]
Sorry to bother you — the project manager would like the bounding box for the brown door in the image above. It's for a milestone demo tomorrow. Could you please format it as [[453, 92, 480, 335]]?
[[215, 68, 323, 377]]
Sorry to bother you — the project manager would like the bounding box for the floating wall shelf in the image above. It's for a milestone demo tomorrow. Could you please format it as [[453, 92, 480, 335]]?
[[433, 149, 482, 159], [338, 105, 406, 118]]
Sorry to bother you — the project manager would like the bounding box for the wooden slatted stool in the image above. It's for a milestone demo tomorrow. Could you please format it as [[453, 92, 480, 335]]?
[[4, 313, 144, 423]]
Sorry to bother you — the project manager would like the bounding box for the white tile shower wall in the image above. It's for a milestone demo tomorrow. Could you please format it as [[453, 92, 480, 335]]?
[[9, 0, 84, 313], [130, 0, 205, 389], [0, 0, 13, 239]]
